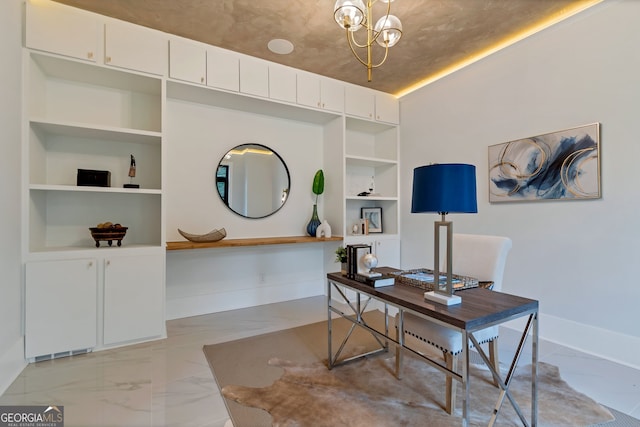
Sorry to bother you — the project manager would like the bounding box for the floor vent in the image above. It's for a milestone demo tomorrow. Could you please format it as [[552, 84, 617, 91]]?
[[33, 348, 91, 363]]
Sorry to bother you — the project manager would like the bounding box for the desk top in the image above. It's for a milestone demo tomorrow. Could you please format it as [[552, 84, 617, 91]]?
[[327, 272, 538, 331]]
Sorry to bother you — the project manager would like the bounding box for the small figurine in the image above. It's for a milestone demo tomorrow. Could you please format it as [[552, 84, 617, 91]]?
[[123, 154, 139, 188]]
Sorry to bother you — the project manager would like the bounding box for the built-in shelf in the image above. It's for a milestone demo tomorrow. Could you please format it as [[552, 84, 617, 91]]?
[[30, 119, 162, 144], [166, 235, 342, 251], [29, 184, 162, 194]]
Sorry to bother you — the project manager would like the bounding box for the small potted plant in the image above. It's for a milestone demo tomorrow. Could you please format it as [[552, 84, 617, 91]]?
[[335, 246, 347, 274]]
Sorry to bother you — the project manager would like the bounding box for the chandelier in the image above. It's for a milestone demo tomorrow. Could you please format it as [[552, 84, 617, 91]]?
[[333, 0, 403, 82]]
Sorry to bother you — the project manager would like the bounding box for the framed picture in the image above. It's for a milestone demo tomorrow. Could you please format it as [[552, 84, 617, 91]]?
[[488, 123, 601, 203], [361, 207, 382, 233]]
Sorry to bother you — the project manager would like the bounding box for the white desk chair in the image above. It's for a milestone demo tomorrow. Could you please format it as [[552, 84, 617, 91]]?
[[396, 233, 512, 414]]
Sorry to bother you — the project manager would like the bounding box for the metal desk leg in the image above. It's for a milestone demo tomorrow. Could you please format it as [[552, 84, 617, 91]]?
[[395, 310, 404, 379], [327, 280, 388, 368], [532, 312, 539, 426], [462, 331, 470, 427], [327, 279, 333, 369], [477, 313, 535, 427]]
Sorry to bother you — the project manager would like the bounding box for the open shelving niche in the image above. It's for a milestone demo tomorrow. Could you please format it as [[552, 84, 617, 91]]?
[[25, 51, 163, 254], [342, 117, 399, 244], [164, 77, 347, 252]]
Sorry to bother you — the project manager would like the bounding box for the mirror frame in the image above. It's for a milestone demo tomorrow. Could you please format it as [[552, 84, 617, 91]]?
[[215, 143, 291, 219]]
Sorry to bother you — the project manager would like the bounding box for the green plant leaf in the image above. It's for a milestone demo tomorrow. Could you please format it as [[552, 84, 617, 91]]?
[[312, 169, 324, 196]]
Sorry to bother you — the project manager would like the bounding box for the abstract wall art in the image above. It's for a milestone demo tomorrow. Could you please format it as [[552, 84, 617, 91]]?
[[488, 123, 601, 203]]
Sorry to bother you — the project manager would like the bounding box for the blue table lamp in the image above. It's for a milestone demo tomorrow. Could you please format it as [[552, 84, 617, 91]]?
[[412, 164, 478, 305]]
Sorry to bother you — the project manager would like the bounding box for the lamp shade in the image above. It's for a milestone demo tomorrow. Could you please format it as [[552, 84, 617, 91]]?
[[411, 164, 478, 214]]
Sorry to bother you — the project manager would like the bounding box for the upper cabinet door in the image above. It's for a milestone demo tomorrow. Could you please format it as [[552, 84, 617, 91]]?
[[320, 79, 344, 113], [375, 92, 399, 124], [169, 39, 206, 84], [269, 64, 297, 103], [345, 85, 374, 120], [239, 57, 269, 97], [25, 0, 99, 62], [207, 48, 239, 92], [297, 73, 344, 112], [105, 22, 167, 76], [297, 72, 321, 109]]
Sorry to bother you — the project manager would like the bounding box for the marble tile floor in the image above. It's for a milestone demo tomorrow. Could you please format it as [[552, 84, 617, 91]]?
[[1, 295, 639, 426]]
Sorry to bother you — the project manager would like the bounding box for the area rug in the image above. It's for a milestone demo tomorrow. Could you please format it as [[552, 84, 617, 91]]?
[[204, 312, 616, 427]]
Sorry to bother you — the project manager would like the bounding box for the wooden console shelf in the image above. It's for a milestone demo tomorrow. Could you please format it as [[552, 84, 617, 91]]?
[[166, 235, 343, 251]]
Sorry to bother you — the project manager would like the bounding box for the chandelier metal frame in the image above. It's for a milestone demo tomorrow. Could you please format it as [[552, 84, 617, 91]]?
[[334, 0, 402, 82]]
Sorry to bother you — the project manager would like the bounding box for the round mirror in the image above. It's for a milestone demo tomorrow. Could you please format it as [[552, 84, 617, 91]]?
[[216, 144, 291, 219]]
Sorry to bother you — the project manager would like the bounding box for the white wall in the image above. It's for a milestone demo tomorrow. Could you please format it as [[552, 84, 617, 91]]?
[[164, 98, 330, 318], [400, 0, 640, 368], [0, 0, 28, 393]]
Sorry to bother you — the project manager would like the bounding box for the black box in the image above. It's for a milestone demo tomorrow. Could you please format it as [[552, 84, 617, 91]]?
[[77, 169, 111, 187]]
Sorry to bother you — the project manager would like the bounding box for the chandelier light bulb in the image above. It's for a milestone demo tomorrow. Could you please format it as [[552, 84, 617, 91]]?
[[334, 0, 366, 32], [374, 14, 402, 47]]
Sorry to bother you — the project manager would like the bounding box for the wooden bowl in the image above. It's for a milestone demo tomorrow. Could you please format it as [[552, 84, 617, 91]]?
[[89, 226, 128, 247]]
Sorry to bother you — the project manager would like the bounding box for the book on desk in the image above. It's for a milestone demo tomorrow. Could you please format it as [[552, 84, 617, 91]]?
[[352, 273, 395, 287]]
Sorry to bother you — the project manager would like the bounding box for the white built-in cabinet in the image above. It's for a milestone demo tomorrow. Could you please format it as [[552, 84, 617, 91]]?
[[25, 258, 98, 360], [169, 39, 207, 84], [25, 0, 167, 76], [25, 250, 164, 361], [269, 64, 297, 103], [22, 0, 401, 358], [375, 92, 400, 124], [25, 0, 99, 63], [103, 253, 165, 345], [23, 0, 166, 361], [297, 72, 344, 113], [345, 85, 399, 125], [207, 48, 240, 91], [104, 21, 167, 76], [168, 38, 240, 91], [345, 84, 375, 120], [239, 56, 269, 97]]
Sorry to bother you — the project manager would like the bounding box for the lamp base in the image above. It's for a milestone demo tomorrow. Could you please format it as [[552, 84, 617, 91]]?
[[424, 291, 462, 306]]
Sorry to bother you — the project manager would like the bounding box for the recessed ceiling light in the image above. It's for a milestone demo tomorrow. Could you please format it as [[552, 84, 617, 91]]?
[[268, 39, 294, 55]]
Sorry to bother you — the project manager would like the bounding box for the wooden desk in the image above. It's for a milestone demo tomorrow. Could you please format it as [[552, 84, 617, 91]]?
[[327, 272, 539, 427]]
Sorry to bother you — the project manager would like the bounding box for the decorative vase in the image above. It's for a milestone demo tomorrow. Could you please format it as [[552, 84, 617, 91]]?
[[306, 204, 321, 236], [315, 219, 332, 238], [341, 262, 348, 275]]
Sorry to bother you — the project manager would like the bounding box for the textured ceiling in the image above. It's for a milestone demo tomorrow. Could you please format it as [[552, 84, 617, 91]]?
[[52, 0, 596, 95]]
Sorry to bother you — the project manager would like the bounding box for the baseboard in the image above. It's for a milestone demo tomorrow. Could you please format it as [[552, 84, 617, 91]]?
[[503, 313, 640, 371], [166, 279, 324, 320], [0, 336, 26, 395]]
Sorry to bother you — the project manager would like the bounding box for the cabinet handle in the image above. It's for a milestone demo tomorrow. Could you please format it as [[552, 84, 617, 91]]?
[[106, 260, 111, 266], [317, 102, 321, 107], [88, 261, 93, 267], [322, 103, 325, 108], [201, 76, 205, 83], [87, 52, 94, 59], [105, 56, 112, 63]]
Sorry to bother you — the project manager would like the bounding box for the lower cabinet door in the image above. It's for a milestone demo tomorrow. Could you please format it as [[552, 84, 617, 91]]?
[[374, 239, 400, 267], [103, 253, 165, 346], [25, 259, 98, 359]]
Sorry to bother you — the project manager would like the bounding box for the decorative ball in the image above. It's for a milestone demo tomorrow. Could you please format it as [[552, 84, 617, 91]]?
[[362, 253, 378, 271]]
